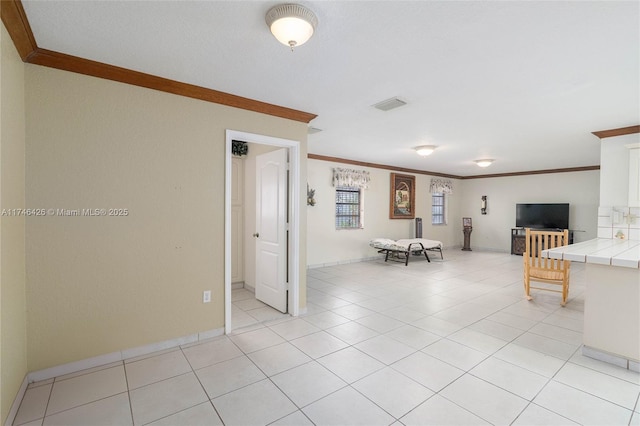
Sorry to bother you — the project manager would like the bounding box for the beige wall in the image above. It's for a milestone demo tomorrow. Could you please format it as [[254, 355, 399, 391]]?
[[307, 159, 462, 266], [1, 25, 28, 423], [25, 65, 307, 372]]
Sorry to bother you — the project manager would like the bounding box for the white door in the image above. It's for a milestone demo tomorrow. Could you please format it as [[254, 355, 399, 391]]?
[[255, 148, 288, 312]]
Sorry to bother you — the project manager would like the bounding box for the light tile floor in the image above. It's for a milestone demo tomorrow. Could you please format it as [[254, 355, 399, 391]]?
[[231, 287, 289, 330], [13, 250, 640, 425]]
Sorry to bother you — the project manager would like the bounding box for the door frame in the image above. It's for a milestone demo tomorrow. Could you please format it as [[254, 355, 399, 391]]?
[[224, 130, 301, 334]]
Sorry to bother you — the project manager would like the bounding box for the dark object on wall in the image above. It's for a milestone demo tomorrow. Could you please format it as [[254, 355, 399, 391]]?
[[232, 140, 249, 156], [307, 184, 316, 206], [481, 196, 487, 215], [515, 203, 569, 229], [390, 173, 415, 219]]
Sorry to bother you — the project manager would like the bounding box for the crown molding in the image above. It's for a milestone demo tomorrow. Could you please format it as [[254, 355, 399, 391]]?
[[1, 0, 316, 123], [308, 154, 600, 180], [27, 48, 317, 123], [1, 0, 37, 60], [460, 165, 600, 179], [592, 125, 640, 139], [307, 154, 460, 179]]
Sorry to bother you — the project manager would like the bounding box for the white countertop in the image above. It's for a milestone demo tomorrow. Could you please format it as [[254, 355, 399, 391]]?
[[542, 238, 640, 269]]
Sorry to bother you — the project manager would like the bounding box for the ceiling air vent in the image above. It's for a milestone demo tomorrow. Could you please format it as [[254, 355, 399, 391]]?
[[372, 97, 407, 111], [308, 127, 323, 134]]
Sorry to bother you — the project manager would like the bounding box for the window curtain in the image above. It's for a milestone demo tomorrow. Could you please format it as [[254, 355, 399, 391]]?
[[429, 178, 453, 194], [332, 168, 370, 189]]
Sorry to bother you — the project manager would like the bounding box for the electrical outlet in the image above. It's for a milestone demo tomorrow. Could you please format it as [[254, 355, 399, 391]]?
[[203, 290, 211, 303]]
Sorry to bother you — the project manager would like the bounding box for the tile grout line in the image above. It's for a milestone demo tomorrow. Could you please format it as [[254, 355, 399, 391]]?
[[180, 339, 229, 424], [122, 360, 135, 426], [14, 254, 638, 425]]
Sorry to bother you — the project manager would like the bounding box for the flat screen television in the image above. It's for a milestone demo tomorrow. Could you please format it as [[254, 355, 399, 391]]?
[[516, 203, 570, 230]]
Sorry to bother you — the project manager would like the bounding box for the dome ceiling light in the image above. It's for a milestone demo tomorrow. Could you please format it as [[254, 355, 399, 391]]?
[[415, 145, 436, 156], [475, 159, 494, 168], [266, 4, 318, 51]]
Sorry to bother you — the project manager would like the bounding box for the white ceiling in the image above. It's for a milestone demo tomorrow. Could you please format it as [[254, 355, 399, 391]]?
[[21, 0, 639, 176]]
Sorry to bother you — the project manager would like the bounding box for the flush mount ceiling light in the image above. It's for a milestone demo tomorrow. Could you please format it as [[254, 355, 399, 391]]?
[[415, 145, 436, 156], [266, 4, 318, 50], [475, 159, 494, 168]]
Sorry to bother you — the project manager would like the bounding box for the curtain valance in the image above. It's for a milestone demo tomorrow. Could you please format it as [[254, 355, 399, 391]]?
[[429, 178, 453, 194], [332, 168, 370, 189]]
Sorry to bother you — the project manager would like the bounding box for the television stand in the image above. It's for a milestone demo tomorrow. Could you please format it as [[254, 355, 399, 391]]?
[[511, 228, 574, 255]]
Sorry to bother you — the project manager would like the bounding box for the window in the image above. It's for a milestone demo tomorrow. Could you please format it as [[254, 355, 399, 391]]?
[[335, 187, 362, 229], [432, 192, 445, 225]]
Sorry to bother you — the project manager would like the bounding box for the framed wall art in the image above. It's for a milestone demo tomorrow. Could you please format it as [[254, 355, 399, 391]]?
[[390, 173, 416, 219]]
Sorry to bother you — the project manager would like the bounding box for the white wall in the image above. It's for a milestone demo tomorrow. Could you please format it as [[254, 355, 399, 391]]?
[[307, 159, 461, 267], [460, 170, 600, 251], [599, 133, 638, 206], [307, 158, 599, 264], [597, 132, 640, 240]]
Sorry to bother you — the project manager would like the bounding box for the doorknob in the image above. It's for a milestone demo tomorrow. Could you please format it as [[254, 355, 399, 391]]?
[[253, 233, 259, 238]]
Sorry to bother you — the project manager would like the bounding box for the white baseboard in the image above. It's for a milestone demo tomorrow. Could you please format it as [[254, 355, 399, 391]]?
[[469, 246, 509, 253], [198, 328, 225, 341], [4, 376, 28, 426], [582, 345, 638, 371], [307, 256, 380, 269], [27, 327, 224, 384]]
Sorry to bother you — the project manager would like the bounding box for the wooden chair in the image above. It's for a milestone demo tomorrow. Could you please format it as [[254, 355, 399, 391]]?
[[523, 228, 571, 306]]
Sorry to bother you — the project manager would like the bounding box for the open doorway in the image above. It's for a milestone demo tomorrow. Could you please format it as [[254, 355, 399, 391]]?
[[230, 144, 288, 329], [224, 130, 301, 334]]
